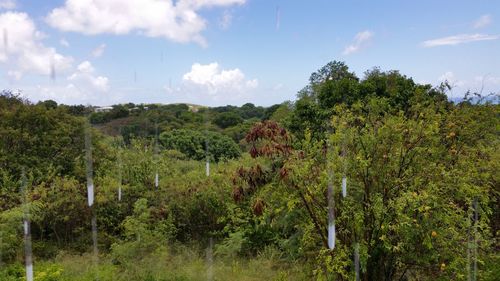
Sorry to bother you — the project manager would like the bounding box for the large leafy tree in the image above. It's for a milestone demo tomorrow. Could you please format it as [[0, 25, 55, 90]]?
[[159, 129, 241, 162], [0, 92, 86, 183], [234, 98, 498, 280], [214, 111, 244, 129], [287, 61, 448, 141]]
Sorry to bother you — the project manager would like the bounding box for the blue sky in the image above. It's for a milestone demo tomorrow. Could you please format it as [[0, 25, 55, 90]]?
[[0, 0, 499, 106]]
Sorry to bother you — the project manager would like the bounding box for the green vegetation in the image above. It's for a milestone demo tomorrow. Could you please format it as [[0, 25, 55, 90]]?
[[87, 102, 273, 148], [0, 61, 498, 280], [159, 129, 240, 162]]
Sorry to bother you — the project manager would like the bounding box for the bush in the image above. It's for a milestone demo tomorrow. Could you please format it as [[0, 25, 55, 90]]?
[[159, 129, 240, 162], [214, 112, 243, 129], [111, 199, 176, 264]]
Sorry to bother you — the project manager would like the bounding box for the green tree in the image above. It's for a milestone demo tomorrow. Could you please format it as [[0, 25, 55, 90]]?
[[109, 105, 129, 119], [89, 112, 110, 124], [160, 129, 240, 162], [111, 198, 176, 264], [234, 98, 498, 280], [214, 111, 244, 129], [263, 104, 281, 120], [31, 177, 90, 250], [240, 103, 265, 119], [0, 93, 86, 183], [287, 61, 449, 141], [38, 100, 58, 110]]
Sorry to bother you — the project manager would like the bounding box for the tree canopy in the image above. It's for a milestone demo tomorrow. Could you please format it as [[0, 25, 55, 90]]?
[[159, 129, 241, 162]]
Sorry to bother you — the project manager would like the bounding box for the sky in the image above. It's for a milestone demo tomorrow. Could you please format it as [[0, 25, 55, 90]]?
[[0, 0, 499, 106]]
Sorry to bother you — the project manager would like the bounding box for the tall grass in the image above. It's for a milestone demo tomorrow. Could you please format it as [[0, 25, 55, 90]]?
[[0, 246, 308, 281]]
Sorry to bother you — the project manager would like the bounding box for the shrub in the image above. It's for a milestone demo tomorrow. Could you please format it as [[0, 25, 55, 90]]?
[[159, 129, 240, 162]]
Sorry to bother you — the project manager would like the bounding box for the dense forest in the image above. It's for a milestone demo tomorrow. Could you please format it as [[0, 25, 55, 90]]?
[[0, 61, 498, 280]]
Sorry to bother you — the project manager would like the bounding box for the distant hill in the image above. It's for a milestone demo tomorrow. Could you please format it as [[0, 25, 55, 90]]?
[[86, 102, 283, 145]]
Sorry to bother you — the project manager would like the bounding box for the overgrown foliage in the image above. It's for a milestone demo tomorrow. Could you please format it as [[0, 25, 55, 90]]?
[[0, 61, 498, 280], [159, 129, 240, 162]]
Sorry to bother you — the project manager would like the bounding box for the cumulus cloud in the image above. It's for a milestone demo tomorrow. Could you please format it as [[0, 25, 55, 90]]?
[[46, 0, 246, 46], [68, 61, 110, 92], [0, 12, 73, 79], [182, 62, 257, 94], [29, 84, 90, 104], [473, 14, 492, 29], [0, 0, 15, 9], [422, 33, 499, 47], [21, 61, 111, 104], [163, 62, 258, 104], [91, 43, 106, 58], [342, 30, 374, 55], [0, 13, 111, 103]]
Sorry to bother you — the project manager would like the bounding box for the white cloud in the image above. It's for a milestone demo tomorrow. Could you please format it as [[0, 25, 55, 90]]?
[[68, 61, 110, 92], [473, 14, 492, 29], [163, 62, 258, 104], [32, 84, 89, 104], [342, 30, 374, 55], [422, 33, 499, 47], [219, 10, 232, 30], [0, 13, 111, 104], [474, 75, 500, 85], [473, 75, 500, 95], [436, 72, 500, 97], [18, 61, 112, 105], [7, 69, 21, 80], [0, 12, 73, 78], [181, 0, 245, 8], [0, 0, 15, 9], [91, 43, 106, 58], [436, 71, 468, 98], [20, 81, 117, 105], [46, 0, 246, 46], [438, 71, 465, 88], [182, 62, 257, 94], [60, 38, 70, 47]]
